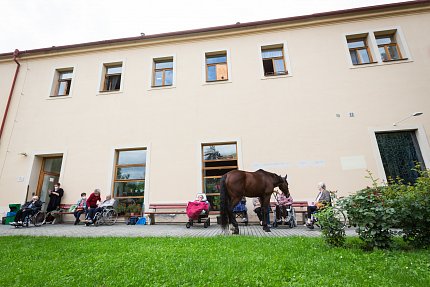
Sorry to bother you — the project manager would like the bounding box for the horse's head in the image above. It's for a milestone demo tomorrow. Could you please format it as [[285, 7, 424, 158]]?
[[277, 174, 290, 197]]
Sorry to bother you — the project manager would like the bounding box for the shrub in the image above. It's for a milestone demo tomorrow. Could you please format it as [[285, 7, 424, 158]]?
[[386, 169, 430, 247], [316, 206, 346, 247], [340, 171, 396, 250]]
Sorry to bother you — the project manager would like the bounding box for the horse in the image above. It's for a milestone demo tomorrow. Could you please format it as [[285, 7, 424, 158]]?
[[220, 169, 290, 234]]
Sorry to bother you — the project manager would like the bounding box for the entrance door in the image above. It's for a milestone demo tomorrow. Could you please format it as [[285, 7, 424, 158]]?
[[376, 131, 426, 184], [36, 157, 63, 210]]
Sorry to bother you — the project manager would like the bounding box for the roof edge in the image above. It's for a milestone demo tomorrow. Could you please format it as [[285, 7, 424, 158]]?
[[0, 0, 429, 59]]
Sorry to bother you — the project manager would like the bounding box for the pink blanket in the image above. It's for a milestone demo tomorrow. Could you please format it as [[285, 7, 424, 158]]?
[[186, 201, 209, 220]]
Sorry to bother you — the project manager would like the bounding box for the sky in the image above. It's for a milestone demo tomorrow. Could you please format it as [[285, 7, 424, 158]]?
[[0, 0, 408, 54]]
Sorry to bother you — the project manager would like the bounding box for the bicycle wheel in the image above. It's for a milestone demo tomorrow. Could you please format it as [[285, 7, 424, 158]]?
[[104, 209, 118, 226], [332, 208, 347, 229], [33, 211, 46, 227]]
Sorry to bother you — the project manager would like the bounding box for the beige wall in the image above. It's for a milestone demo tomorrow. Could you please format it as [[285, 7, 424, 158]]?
[[0, 9, 429, 214]]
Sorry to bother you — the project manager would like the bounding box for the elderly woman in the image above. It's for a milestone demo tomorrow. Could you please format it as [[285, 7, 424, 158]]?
[[306, 182, 332, 226]]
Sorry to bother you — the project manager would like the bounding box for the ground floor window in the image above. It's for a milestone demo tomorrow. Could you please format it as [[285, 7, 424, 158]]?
[[376, 130, 426, 184], [113, 148, 146, 216], [202, 142, 238, 211]]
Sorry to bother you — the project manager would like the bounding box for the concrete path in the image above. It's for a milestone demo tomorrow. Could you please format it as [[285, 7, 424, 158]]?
[[0, 223, 357, 238]]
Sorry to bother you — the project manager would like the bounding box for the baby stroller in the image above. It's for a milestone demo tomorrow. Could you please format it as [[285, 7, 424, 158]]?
[[272, 193, 297, 228], [233, 197, 248, 226], [186, 193, 210, 228]]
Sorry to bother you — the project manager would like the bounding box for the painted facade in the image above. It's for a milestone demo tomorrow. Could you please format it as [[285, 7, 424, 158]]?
[[0, 1, 429, 217]]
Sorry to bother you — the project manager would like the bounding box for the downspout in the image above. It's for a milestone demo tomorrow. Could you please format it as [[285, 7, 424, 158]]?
[[0, 49, 21, 142]]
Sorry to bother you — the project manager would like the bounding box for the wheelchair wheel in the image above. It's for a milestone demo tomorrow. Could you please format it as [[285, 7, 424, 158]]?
[[93, 213, 102, 226], [33, 212, 46, 227], [332, 208, 347, 229], [104, 209, 118, 226]]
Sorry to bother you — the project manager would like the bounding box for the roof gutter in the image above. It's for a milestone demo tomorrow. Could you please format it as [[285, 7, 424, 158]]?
[[0, 49, 20, 143]]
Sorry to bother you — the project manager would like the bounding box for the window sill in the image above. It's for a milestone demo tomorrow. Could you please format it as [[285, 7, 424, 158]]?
[[349, 58, 412, 69], [148, 85, 176, 91], [46, 95, 73, 100], [203, 80, 232, 86], [260, 74, 292, 80], [97, 90, 123, 96]]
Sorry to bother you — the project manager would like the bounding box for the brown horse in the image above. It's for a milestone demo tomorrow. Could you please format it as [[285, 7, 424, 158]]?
[[220, 169, 290, 234]]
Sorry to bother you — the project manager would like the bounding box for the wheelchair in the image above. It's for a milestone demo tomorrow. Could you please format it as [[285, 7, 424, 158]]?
[[12, 208, 45, 228], [306, 206, 347, 230], [91, 207, 118, 226]]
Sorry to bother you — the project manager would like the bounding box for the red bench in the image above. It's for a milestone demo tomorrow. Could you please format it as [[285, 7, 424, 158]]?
[[144, 203, 188, 225]]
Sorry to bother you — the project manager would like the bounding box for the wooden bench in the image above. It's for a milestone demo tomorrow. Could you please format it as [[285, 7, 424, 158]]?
[[144, 203, 188, 225], [50, 204, 83, 224], [270, 201, 308, 223]]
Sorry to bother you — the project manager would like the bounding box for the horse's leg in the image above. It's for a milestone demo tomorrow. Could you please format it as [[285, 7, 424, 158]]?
[[229, 196, 241, 234], [261, 196, 271, 232]]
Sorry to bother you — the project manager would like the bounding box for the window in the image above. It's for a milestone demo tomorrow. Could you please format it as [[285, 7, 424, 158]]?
[[153, 58, 173, 87], [375, 31, 402, 61], [113, 149, 146, 216], [202, 143, 238, 211], [261, 46, 287, 76], [347, 35, 373, 65], [52, 69, 73, 97], [102, 63, 122, 92], [206, 52, 228, 82]]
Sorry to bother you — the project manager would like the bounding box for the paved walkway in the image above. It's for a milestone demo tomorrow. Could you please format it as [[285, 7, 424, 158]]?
[[0, 223, 357, 238]]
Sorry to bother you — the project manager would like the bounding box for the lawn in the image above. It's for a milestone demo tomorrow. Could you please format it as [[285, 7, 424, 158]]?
[[0, 236, 429, 286]]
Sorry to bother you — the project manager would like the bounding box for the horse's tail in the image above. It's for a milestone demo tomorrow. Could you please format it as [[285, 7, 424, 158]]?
[[220, 174, 230, 230]]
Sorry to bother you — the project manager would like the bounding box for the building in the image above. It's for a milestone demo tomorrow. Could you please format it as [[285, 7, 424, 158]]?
[[0, 1, 429, 218]]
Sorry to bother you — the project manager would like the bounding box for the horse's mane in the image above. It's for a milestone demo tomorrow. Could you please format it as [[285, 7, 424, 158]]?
[[256, 169, 277, 178]]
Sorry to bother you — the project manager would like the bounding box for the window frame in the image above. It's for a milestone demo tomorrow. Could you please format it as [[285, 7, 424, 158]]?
[[152, 57, 174, 88], [202, 50, 232, 85], [201, 142, 238, 211], [261, 45, 288, 76], [50, 67, 75, 98], [112, 148, 147, 215], [205, 51, 228, 82], [375, 31, 404, 62], [98, 61, 124, 94], [346, 34, 374, 66]]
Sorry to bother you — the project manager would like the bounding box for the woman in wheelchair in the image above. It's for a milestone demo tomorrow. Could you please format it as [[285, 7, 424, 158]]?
[[306, 182, 332, 228], [10, 196, 42, 226], [86, 195, 116, 225]]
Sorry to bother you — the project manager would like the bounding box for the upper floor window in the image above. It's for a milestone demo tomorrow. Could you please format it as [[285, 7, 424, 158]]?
[[261, 46, 287, 76], [52, 69, 73, 97], [101, 63, 122, 92], [206, 52, 228, 82], [375, 31, 403, 62], [347, 35, 373, 65], [153, 58, 173, 87]]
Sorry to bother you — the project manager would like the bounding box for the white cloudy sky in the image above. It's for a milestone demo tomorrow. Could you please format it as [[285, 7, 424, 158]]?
[[0, 0, 407, 53]]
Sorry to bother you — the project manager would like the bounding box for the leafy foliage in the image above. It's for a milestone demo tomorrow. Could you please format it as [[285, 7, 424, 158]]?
[[317, 206, 346, 247]]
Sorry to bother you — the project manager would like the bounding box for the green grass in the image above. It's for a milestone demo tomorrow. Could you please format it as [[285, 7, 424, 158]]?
[[0, 236, 429, 286]]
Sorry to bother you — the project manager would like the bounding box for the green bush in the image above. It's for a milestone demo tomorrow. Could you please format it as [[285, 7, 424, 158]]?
[[385, 169, 430, 247], [341, 171, 396, 250], [316, 206, 346, 247]]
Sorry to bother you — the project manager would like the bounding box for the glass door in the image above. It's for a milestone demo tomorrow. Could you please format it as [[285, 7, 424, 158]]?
[[36, 157, 63, 210]]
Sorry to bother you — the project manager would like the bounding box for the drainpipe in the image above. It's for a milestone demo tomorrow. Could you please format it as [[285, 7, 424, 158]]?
[[0, 49, 21, 143]]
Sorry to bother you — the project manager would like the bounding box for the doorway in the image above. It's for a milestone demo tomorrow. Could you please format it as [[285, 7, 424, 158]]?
[[376, 130, 426, 184], [36, 156, 63, 209]]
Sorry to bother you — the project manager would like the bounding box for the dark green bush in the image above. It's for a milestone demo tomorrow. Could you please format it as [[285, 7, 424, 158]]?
[[386, 169, 430, 247], [316, 206, 346, 247], [340, 171, 396, 250]]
